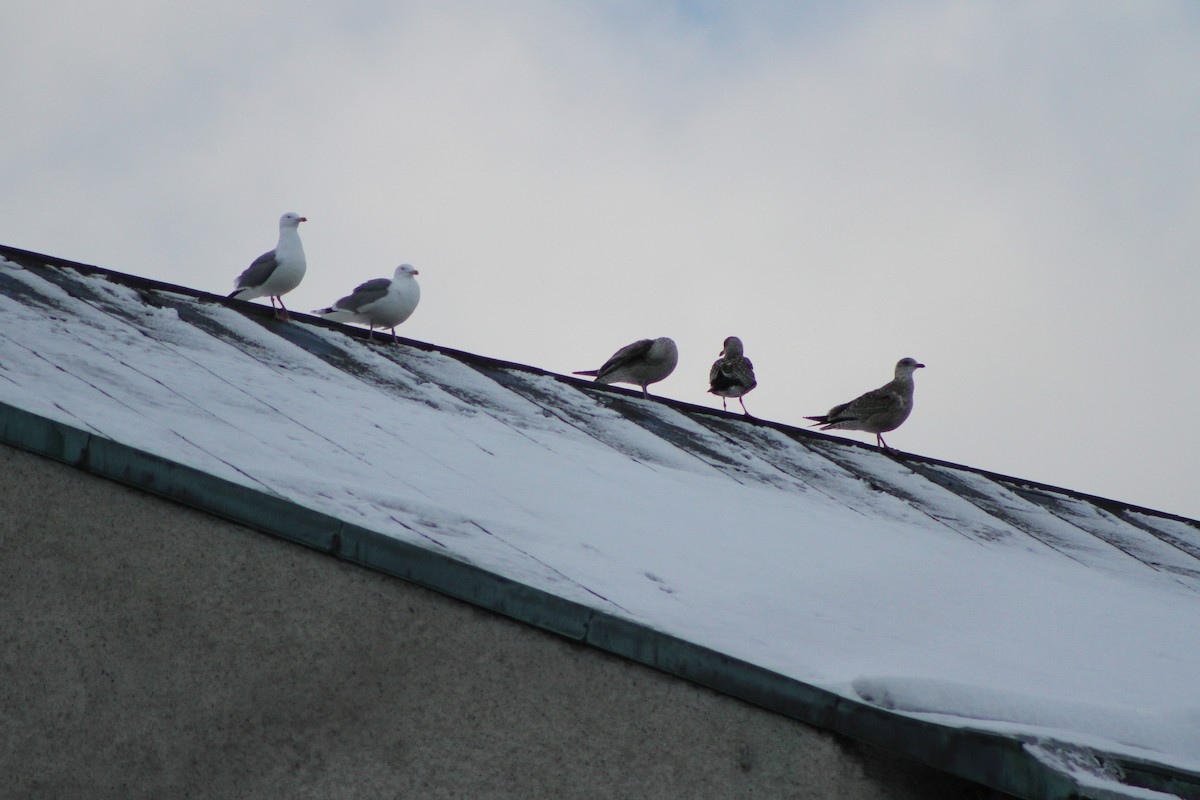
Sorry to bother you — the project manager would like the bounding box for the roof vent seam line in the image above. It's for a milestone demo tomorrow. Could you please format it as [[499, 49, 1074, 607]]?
[[1035, 502, 1174, 577], [899, 463, 1098, 564], [162, 429, 284, 500], [1115, 511, 1200, 564], [805, 443, 991, 545], [465, 368, 665, 473], [468, 520, 633, 615], [385, 514, 449, 550], [687, 415, 842, 500]]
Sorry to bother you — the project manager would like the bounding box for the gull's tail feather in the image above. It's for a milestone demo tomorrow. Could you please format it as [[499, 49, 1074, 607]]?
[[315, 307, 356, 322]]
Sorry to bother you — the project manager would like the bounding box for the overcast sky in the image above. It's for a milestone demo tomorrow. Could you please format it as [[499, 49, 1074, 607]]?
[[4, 1, 1199, 519]]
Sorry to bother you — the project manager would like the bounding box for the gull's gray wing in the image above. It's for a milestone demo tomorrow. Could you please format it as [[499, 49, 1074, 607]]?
[[830, 383, 905, 423], [336, 278, 392, 312], [597, 339, 654, 380], [708, 359, 723, 386], [234, 250, 279, 290]]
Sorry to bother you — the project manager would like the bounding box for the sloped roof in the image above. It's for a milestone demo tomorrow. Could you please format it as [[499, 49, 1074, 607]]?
[[2, 244, 1199, 800]]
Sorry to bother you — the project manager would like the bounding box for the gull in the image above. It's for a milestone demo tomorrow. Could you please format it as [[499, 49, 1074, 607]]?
[[314, 264, 421, 342], [229, 212, 307, 319], [805, 357, 925, 449], [573, 337, 678, 399], [709, 336, 757, 415]]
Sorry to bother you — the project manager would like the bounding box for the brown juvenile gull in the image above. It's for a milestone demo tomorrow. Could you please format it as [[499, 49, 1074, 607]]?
[[708, 336, 757, 415], [573, 337, 679, 399], [313, 264, 421, 342], [229, 212, 307, 320], [805, 357, 925, 449]]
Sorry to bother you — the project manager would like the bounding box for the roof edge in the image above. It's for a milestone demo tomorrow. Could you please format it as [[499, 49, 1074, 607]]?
[[3, 241, 1196, 528]]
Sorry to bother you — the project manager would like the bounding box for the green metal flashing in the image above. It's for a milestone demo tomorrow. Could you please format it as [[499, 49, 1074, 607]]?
[[1, 398, 1195, 800]]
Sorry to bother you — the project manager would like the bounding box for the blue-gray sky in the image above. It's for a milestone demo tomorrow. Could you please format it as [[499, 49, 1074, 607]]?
[[4, 1, 1199, 518]]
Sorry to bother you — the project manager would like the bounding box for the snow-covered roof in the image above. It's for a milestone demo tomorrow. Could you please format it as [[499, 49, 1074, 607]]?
[[2, 245, 1199, 800]]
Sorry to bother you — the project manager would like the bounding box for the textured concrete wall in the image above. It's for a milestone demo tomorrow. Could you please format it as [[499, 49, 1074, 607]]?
[[0, 444, 1002, 799]]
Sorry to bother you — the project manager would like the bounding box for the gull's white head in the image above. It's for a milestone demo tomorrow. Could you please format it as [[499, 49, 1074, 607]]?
[[393, 264, 420, 279], [279, 212, 307, 227], [895, 357, 926, 377]]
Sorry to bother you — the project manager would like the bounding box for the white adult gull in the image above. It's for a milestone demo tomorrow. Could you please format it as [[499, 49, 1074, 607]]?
[[708, 336, 757, 415], [573, 337, 679, 399], [805, 357, 925, 449], [313, 264, 421, 342], [229, 212, 307, 319]]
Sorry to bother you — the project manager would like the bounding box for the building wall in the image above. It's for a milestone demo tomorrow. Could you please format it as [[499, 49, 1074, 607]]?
[[0, 444, 1001, 799]]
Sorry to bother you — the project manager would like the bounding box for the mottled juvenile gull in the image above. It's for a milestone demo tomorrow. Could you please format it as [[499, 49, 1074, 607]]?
[[709, 336, 757, 415], [573, 337, 678, 399], [805, 357, 925, 449], [314, 264, 421, 342], [229, 212, 307, 319]]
